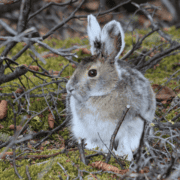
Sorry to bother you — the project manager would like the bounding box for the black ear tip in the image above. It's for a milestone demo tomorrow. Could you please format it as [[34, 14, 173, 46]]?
[[94, 40, 101, 50]]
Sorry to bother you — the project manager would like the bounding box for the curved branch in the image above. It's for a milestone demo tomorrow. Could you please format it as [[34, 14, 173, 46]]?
[[0, 65, 28, 85]]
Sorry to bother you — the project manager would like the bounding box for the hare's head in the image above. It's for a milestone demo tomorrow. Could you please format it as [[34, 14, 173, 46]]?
[[66, 14, 125, 102]]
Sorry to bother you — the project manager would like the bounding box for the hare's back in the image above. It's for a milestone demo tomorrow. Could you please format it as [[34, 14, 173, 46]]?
[[116, 61, 156, 121]]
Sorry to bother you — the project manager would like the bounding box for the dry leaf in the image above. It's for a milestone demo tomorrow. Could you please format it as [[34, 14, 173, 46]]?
[[0, 100, 8, 119], [90, 161, 129, 175], [48, 113, 55, 129]]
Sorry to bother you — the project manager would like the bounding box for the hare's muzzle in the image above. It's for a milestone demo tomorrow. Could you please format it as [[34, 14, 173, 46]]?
[[66, 81, 74, 94]]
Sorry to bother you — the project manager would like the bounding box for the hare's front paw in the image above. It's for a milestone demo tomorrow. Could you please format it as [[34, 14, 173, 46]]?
[[84, 140, 101, 150]]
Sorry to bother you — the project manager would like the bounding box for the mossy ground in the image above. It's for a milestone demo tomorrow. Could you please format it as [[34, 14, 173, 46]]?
[[0, 26, 180, 179], [0, 148, 130, 180]]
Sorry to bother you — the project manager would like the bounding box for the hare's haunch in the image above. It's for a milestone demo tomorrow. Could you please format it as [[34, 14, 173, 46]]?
[[66, 14, 156, 161]]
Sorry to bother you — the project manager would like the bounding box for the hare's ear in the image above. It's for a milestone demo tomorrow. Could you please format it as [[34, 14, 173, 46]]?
[[87, 14, 102, 55], [101, 20, 125, 60]]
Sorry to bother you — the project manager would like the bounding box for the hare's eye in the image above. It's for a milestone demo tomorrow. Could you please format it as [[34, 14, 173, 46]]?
[[88, 69, 97, 77]]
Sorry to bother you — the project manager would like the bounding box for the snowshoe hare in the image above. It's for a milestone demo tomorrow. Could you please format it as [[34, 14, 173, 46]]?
[[66, 14, 156, 161]]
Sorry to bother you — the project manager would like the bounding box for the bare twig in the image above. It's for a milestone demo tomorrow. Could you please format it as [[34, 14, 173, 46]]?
[[131, 2, 172, 43], [28, 0, 78, 21], [105, 105, 130, 166], [0, 20, 17, 35]]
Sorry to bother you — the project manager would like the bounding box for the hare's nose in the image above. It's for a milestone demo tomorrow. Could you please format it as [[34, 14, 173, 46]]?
[[66, 85, 74, 94]]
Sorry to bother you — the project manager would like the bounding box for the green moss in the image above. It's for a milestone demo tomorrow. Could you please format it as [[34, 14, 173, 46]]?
[[124, 35, 136, 47], [166, 109, 180, 122], [0, 148, 129, 179], [145, 53, 180, 88]]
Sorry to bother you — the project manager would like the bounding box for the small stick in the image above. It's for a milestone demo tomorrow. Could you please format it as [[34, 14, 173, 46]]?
[[105, 105, 130, 164], [78, 138, 89, 165]]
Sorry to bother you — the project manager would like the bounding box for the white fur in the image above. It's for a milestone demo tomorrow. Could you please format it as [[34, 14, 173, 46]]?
[[101, 20, 125, 60], [87, 14, 101, 55], [69, 96, 144, 160]]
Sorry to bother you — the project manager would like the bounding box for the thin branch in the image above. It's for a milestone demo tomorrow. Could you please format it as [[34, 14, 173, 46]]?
[[0, 20, 17, 35], [42, 0, 86, 39], [0, 0, 20, 5], [131, 2, 173, 43], [28, 0, 78, 21], [105, 105, 130, 167]]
